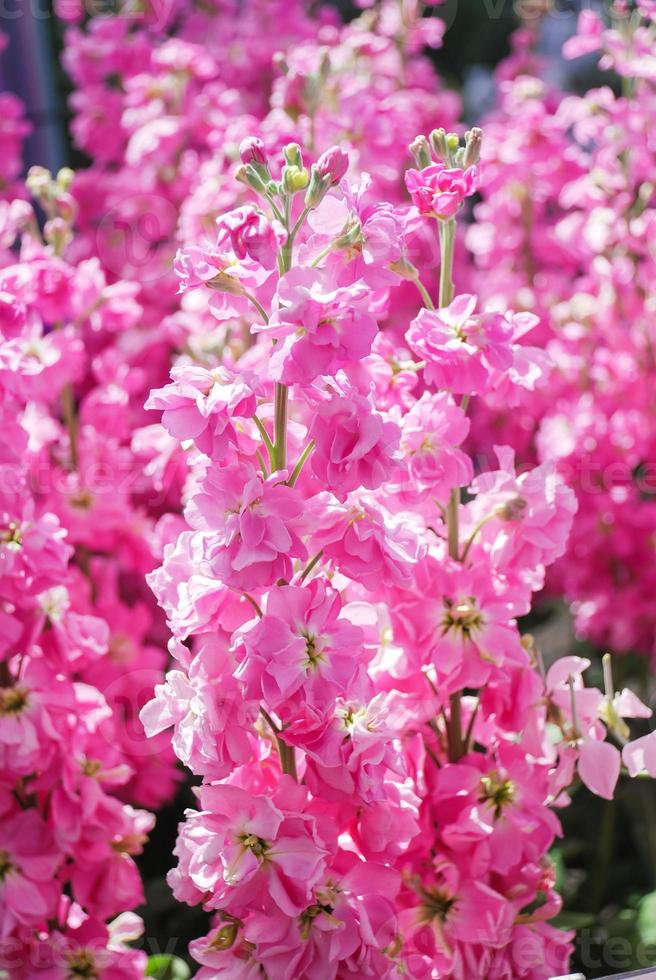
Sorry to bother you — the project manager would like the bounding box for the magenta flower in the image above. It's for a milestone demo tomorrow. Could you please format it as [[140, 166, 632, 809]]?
[[171, 783, 329, 917], [405, 162, 479, 220], [406, 294, 516, 395], [186, 462, 308, 590], [0, 809, 61, 935], [146, 363, 258, 461], [252, 269, 378, 383], [233, 579, 366, 713], [307, 384, 400, 500]]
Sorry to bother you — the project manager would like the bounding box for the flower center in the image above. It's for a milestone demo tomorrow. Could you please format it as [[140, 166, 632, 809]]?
[[0, 686, 28, 716], [302, 631, 323, 669], [239, 834, 269, 858], [440, 596, 484, 637], [419, 887, 456, 923], [480, 772, 516, 817], [1, 522, 22, 549], [299, 901, 335, 939], [66, 950, 98, 978], [0, 850, 15, 882]]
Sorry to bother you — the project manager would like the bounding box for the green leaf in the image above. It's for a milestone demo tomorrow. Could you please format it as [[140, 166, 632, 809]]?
[[145, 955, 191, 979], [638, 890, 656, 947]]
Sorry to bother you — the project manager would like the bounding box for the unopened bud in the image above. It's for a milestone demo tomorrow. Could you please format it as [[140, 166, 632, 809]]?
[[283, 142, 303, 168], [410, 135, 432, 170], [429, 128, 449, 162], [236, 164, 271, 197], [239, 136, 268, 167], [26, 166, 52, 199], [208, 271, 246, 297], [209, 923, 239, 951], [495, 495, 527, 521], [463, 128, 483, 168], [282, 165, 309, 194], [56, 168, 75, 193], [315, 146, 349, 185], [44, 217, 72, 255]]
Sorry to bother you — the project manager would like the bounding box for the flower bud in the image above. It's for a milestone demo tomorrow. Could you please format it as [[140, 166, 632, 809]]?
[[410, 135, 432, 170], [26, 166, 52, 200], [208, 271, 246, 296], [236, 164, 271, 197], [44, 217, 72, 255], [282, 165, 309, 194], [283, 142, 303, 168], [463, 128, 483, 168], [239, 136, 267, 166], [429, 128, 449, 162], [56, 167, 75, 192], [315, 146, 349, 185]]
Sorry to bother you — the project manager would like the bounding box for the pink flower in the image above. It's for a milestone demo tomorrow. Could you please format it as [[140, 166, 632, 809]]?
[[217, 206, 281, 269], [0, 809, 61, 936], [405, 162, 479, 220], [306, 492, 424, 590], [239, 136, 267, 166], [315, 146, 349, 184], [307, 384, 400, 500], [185, 462, 308, 589], [233, 579, 366, 713], [252, 269, 378, 384], [284, 693, 402, 803], [406, 294, 516, 395], [466, 446, 577, 590], [170, 782, 329, 917], [146, 363, 258, 461], [140, 647, 258, 779], [563, 10, 604, 60], [390, 391, 472, 507]]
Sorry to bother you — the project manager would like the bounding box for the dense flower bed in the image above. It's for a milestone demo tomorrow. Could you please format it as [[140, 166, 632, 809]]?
[[1, 1, 656, 977]]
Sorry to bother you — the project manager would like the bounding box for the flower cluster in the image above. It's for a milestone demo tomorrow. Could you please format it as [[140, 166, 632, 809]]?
[[465, 2, 656, 659], [2, 0, 656, 975], [0, 160, 180, 973], [142, 127, 656, 978]]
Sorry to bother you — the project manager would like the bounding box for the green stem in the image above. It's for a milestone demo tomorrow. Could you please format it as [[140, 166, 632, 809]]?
[[279, 741, 298, 781], [414, 276, 435, 311], [460, 512, 497, 564], [438, 219, 456, 308], [253, 416, 274, 461], [272, 383, 288, 471], [243, 593, 263, 618], [310, 241, 336, 268], [446, 489, 460, 561], [243, 291, 269, 324], [287, 440, 315, 487], [261, 708, 298, 781], [447, 694, 463, 762], [299, 549, 324, 583], [289, 205, 312, 244], [439, 215, 463, 758]]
